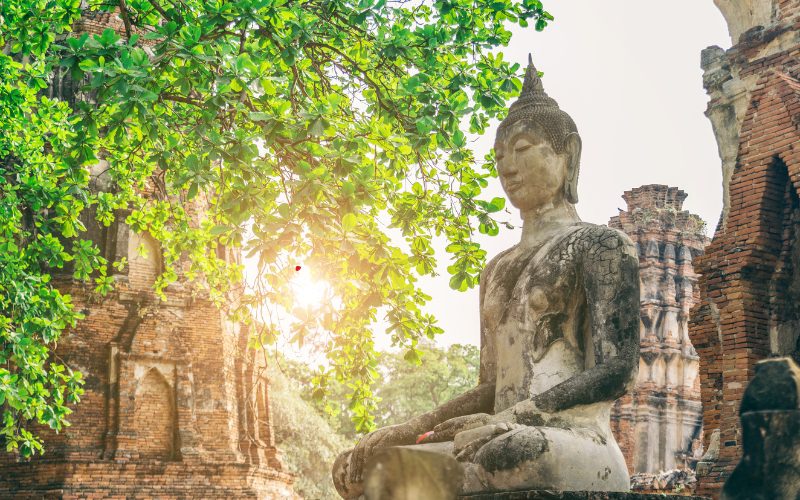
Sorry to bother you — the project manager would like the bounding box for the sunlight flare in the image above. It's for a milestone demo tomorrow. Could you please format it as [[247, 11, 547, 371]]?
[[291, 268, 330, 309]]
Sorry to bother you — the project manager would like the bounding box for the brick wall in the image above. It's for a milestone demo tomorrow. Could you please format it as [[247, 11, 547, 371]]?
[[692, 3, 800, 497]]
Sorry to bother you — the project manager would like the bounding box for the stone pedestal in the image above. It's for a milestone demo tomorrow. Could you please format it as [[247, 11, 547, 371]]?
[[461, 492, 708, 500], [460, 490, 708, 500], [362, 448, 709, 500]]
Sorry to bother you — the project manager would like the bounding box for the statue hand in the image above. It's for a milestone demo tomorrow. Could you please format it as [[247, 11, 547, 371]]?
[[349, 422, 417, 483], [453, 422, 520, 462], [489, 399, 551, 426], [511, 399, 552, 426], [430, 413, 491, 442]]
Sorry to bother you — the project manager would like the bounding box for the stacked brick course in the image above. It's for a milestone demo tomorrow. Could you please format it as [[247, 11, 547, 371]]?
[[691, 1, 800, 497], [0, 9, 294, 499], [609, 186, 708, 477]]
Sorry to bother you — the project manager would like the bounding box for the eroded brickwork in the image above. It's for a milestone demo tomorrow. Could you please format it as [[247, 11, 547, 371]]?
[[692, 2, 800, 497], [0, 228, 294, 497], [0, 9, 293, 498], [609, 186, 708, 476]]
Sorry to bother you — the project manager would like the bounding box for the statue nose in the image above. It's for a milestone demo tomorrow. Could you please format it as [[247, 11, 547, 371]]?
[[499, 160, 518, 177]]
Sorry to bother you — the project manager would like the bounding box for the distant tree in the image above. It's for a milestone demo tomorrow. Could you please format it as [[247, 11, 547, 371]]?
[[281, 343, 479, 437], [0, 0, 552, 454], [373, 342, 479, 427], [268, 365, 349, 500], [270, 343, 477, 495]]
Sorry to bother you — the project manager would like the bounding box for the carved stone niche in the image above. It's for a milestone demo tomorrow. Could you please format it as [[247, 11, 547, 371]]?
[[123, 363, 180, 461], [242, 376, 282, 468], [101, 305, 201, 461], [237, 329, 283, 470]]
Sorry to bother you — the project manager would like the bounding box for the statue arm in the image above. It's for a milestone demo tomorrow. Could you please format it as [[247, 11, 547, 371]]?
[[534, 229, 640, 413], [413, 258, 499, 431], [409, 382, 495, 433]]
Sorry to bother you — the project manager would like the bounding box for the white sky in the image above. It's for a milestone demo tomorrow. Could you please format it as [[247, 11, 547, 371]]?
[[413, 1, 732, 348]]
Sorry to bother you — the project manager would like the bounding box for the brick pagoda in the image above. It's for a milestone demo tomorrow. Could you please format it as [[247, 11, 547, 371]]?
[[691, 0, 800, 496]]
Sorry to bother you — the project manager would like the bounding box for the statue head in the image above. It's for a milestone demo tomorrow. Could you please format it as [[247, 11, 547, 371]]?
[[494, 56, 582, 211]]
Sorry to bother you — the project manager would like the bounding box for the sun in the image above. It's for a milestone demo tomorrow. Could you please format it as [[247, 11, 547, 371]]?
[[291, 268, 330, 308]]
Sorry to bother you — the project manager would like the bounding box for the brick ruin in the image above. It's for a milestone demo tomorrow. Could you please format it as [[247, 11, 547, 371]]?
[[0, 269, 294, 498], [691, 0, 800, 497], [609, 185, 708, 479], [0, 9, 294, 499]]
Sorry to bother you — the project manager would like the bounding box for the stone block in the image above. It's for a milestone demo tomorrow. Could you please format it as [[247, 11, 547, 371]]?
[[721, 357, 800, 500], [364, 447, 464, 500]]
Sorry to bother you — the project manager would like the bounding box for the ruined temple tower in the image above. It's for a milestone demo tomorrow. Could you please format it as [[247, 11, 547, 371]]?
[[691, 1, 800, 496], [609, 185, 708, 476], [0, 10, 294, 498]]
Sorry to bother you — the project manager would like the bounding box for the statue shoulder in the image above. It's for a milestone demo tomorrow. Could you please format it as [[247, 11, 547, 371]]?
[[566, 223, 637, 260], [480, 246, 516, 283]]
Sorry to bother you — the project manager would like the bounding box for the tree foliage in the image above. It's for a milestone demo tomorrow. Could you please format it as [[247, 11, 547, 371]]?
[[372, 342, 479, 428], [0, 0, 551, 453], [268, 364, 349, 500], [271, 343, 478, 498], [282, 342, 479, 438]]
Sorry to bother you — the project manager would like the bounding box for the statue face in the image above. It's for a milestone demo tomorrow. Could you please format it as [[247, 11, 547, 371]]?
[[495, 122, 569, 212]]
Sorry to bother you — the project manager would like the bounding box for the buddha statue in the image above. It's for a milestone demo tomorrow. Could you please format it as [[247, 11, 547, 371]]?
[[332, 57, 640, 498]]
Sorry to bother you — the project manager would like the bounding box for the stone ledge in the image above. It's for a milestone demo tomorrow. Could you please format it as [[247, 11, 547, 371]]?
[[461, 491, 708, 500]]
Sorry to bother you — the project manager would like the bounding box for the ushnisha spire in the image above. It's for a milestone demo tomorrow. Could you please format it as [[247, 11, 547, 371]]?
[[517, 54, 554, 104], [497, 54, 577, 154]]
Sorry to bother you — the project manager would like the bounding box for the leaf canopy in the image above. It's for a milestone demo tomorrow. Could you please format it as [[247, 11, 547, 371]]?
[[0, 0, 551, 449]]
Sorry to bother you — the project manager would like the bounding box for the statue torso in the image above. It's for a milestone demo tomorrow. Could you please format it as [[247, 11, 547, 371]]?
[[481, 223, 592, 412]]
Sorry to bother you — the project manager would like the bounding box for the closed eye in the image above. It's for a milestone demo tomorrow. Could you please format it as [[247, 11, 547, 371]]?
[[514, 144, 532, 153]]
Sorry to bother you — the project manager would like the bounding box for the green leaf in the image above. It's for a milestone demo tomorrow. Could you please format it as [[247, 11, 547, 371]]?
[[487, 197, 505, 212], [342, 213, 357, 231]]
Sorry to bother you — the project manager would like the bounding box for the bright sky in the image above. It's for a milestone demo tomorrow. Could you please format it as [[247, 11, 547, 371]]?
[[414, 1, 732, 348]]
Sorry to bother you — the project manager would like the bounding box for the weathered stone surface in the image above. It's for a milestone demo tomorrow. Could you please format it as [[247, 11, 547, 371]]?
[[333, 58, 640, 498], [691, 2, 800, 497], [608, 185, 708, 476], [461, 491, 708, 499], [738, 357, 800, 413], [695, 429, 719, 478], [714, 0, 782, 45], [721, 358, 800, 500]]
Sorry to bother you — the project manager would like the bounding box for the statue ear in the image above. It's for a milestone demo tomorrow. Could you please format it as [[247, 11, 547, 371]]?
[[564, 133, 582, 204]]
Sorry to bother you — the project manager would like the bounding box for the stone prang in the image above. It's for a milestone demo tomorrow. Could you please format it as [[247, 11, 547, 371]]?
[[608, 185, 708, 477]]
